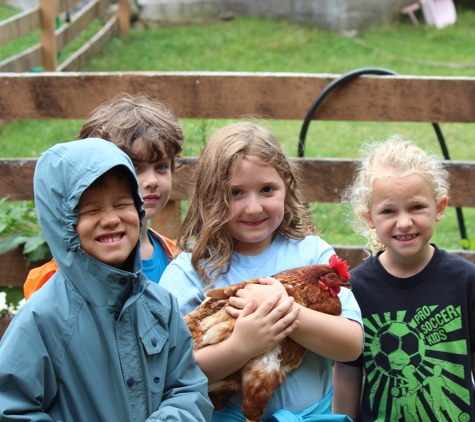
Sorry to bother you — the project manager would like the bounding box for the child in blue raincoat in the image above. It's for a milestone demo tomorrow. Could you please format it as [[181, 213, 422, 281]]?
[[0, 138, 213, 421]]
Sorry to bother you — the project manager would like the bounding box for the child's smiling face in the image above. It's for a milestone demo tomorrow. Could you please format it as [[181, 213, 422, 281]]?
[[363, 172, 447, 265], [224, 159, 287, 256], [75, 171, 140, 268]]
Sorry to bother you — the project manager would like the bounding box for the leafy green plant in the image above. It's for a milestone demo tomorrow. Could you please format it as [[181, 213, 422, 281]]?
[[460, 237, 475, 250], [0, 197, 51, 266], [0, 197, 51, 315], [0, 286, 24, 317]]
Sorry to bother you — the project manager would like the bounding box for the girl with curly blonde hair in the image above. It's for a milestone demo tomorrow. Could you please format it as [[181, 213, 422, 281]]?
[[334, 136, 475, 422]]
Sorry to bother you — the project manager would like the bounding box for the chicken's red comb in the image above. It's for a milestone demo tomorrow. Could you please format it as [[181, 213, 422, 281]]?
[[329, 254, 350, 281]]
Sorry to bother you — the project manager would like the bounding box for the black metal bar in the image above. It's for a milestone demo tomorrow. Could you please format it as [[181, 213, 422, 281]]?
[[299, 67, 468, 242]]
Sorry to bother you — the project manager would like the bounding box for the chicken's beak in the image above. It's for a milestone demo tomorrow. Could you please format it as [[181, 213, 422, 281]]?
[[340, 279, 352, 290]]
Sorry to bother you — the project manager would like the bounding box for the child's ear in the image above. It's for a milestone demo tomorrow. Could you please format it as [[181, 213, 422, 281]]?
[[362, 210, 375, 229], [435, 195, 448, 222]]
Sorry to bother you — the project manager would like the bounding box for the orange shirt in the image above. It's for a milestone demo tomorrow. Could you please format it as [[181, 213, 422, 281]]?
[[23, 259, 59, 300]]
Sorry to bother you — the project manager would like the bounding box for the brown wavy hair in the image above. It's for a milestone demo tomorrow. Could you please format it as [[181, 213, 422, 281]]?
[[178, 122, 315, 288], [79, 93, 184, 170]]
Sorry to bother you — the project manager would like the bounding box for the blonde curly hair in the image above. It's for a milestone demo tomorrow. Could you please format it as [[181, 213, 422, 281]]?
[[178, 121, 315, 288], [341, 135, 449, 256]]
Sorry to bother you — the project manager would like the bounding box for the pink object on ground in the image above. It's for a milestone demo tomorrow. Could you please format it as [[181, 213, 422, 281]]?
[[420, 0, 457, 28], [402, 3, 421, 26]]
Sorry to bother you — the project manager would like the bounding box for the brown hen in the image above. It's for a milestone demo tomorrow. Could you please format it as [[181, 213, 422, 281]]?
[[184, 254, 351, 422]]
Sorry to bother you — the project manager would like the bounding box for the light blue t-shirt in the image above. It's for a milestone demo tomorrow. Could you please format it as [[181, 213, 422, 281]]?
[[160, 233, 362, 420], [142, 230, 170, 283]]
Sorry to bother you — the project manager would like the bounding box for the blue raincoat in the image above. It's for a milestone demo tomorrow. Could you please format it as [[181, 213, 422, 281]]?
[[0, 139, 213, 421]]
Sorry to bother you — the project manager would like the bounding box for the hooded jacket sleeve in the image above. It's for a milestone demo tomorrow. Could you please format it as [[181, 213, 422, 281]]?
[[0, 307, 58, 420]]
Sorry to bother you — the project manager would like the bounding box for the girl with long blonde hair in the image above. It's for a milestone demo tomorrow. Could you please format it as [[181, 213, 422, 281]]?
[[161, 121, 363, 421]]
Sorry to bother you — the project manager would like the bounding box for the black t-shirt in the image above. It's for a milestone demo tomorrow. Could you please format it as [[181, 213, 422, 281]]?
[[344, 245, 475, 421]]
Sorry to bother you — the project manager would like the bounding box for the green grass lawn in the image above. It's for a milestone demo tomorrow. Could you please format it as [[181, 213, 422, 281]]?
[[1, 7, 475, 250]]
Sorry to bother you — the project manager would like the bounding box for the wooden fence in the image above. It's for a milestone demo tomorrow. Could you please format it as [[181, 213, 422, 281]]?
[[0, 0, 129, 72], [1, 71, 475, 291]]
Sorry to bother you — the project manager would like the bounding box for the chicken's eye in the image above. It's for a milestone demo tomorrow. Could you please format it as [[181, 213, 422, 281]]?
[[328, 274, 336, 280]]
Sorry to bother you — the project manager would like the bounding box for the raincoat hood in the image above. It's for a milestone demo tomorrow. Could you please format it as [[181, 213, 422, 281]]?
[[34, 138, 145, 305]]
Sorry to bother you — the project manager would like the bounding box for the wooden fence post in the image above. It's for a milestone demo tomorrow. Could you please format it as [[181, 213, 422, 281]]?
[[118, 0, 129, 39], [150, 200, 181, 240], [40, 0, 58, 71]]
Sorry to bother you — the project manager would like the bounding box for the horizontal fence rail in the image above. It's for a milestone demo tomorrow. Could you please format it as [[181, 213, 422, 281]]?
[[0, 72, 475, 121], [2, 157, 475, 208], [2, 156, 475, 284], [0, 157, 349, 201]]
